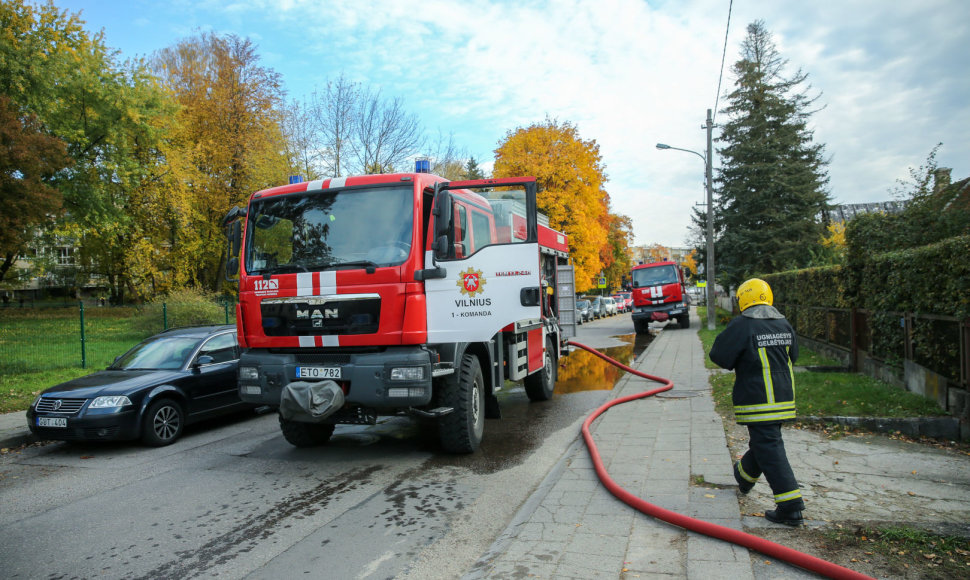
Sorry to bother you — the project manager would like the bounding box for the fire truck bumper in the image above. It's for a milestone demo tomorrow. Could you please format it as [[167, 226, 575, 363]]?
[[631, 304, 687, 324], [237, 347, 435, 410]]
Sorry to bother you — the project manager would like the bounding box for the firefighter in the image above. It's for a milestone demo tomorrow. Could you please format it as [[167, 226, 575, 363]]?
[[709, 278, 805, 526]]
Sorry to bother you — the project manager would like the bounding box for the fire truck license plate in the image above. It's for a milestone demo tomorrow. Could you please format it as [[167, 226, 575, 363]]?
[[296, 367, 342, 379]]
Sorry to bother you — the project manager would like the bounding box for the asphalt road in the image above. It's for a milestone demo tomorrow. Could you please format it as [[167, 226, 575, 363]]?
[[0, 312, 649, 580]]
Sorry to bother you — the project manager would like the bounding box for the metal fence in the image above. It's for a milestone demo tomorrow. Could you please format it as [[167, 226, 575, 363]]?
[[0, 300, 235, 373], [775, 303, 969, 404]]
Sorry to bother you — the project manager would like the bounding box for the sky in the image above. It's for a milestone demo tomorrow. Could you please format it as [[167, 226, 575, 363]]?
[[51, 0, 970, 248]]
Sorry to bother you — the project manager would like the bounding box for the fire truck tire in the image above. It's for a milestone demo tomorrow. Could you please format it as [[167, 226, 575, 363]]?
[[437, 353, 485, 454], [278, 415, 336, 447], [524, 338, 557, 402], [678, 314, 690, 329], [634, 320, 648, 335]]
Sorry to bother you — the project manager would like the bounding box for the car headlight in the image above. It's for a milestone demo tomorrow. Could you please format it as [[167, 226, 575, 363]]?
[[239, 366, 260, 380], [89, 396, 133, 408]]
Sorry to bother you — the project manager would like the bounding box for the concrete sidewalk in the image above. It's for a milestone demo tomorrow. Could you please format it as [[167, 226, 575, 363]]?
[[0, 406, 34, 450], [464, 317, 811, 580]]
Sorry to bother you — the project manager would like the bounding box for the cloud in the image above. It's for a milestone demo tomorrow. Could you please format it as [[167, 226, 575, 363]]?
[[74, 0, 970, 247]]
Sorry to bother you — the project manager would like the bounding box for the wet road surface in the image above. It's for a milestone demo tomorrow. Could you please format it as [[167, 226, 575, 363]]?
[[0, 313, 664, 579]]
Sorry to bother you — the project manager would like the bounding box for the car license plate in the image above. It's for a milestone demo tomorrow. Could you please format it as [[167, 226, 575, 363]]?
[[38, 417, 67, 428], [296, 366, 342, 379]]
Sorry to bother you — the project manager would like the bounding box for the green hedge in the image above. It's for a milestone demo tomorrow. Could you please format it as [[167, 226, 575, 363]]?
[[762, 235, 970, 373], [858, 235, 970, 318]]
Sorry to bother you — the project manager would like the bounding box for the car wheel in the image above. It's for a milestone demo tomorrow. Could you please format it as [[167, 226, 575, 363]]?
[[524, 338, 557, 402], [279, 415, 336, 447], [437, 353, 485, 453], [141, 398, 184, 446]]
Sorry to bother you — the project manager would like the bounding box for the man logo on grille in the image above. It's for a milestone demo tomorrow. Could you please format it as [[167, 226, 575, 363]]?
[[457, 267, 486, 297]]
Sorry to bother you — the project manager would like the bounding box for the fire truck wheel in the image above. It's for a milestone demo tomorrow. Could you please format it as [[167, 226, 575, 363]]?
[[678, 314, 690, 329], [437, 353, 485, 454], [278, 415, 336, 447], [524, 338, 557, 402]]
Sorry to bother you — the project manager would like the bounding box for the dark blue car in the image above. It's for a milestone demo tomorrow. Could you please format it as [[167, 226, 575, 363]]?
[[27, 325, 253, 446]]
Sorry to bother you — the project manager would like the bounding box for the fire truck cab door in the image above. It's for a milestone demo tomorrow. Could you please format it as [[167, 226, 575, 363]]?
[[425, 177, 541, 344]]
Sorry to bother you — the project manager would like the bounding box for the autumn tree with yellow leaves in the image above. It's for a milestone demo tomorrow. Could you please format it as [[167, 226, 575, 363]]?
[[493, 119, 622, 292], [153, 32, 292, 292]]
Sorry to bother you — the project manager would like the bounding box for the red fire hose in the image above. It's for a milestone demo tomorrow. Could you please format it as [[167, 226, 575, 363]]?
[[567, 340, 874, 580]]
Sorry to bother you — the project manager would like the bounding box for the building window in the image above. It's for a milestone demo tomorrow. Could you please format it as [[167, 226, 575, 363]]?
[[57, 247, 74, 266]]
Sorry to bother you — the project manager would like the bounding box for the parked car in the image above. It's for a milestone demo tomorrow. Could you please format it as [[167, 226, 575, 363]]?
[[590, 296, 605, 319], [27, 325, 253, 446], [618, 292, 633, 312], [603, 296, 618, 316], [576, 299, 592, 324], [610, 294, 626, 313]]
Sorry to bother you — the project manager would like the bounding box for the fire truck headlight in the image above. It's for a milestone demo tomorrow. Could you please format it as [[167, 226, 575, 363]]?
[[239, 366, 260, 380], [390, 367, 425, 381]]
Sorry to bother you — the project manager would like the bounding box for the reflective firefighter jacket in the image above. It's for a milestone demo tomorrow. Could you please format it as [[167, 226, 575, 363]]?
[[709, 305, 799, 424]]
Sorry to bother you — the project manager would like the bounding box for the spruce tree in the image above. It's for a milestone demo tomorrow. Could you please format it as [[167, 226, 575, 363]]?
[[711, 20, 830, 288]]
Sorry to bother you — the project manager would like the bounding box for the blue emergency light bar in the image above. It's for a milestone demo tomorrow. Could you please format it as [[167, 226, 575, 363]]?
[[415, 158, 430, 173]]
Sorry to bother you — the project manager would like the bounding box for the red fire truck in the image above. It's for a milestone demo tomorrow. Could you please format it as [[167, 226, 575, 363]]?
[[224, 173, 575, 453], [629, 260, 690, 333]]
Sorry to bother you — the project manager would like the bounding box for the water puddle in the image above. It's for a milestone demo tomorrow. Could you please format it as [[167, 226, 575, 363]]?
[[554, 331, 657, 394]]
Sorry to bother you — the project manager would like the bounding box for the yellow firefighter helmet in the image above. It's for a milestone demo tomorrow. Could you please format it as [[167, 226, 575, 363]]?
[[736, 278, 773, 312]]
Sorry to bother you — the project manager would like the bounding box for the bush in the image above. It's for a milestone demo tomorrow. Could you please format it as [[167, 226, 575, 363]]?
[[133, 288, 228, 335]]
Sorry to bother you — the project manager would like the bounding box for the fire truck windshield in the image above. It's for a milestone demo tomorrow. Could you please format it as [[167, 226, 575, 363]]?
[[246, 186, 413, 274], [632, 264, 679, 287]]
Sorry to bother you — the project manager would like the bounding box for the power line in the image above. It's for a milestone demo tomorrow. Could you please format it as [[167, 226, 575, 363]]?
[[711, 0, 734, 124]]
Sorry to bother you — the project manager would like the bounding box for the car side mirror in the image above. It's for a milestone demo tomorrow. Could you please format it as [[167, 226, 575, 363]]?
[[195, 355, 214, 368]]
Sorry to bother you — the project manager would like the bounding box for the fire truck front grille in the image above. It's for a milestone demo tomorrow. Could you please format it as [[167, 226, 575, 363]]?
[[261, 296, 380, 336]]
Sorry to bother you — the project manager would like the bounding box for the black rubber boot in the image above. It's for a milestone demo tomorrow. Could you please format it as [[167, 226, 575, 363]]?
[[765, 506, 804, 526], [733, 461, 755, 494]]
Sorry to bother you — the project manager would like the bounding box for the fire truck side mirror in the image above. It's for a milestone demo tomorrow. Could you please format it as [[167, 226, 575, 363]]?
[[432, 192, 453, 238], [225, 219, 242, 282], [228, 220, 242, 256]]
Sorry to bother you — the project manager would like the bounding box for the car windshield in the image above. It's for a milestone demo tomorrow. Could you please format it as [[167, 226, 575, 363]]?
[[111, 336, 201, 370], [246, 186, 413, 274], [632, 265, 679, 287]]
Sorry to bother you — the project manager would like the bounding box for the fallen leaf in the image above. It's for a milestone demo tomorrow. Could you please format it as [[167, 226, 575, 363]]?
[[908, 491, 916, 496], [704, 494, 716, 499], [923, 553, 937, 559], [80, 455, 94, 460]]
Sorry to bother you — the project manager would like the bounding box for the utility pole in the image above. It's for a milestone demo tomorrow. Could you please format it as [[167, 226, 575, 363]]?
[[704, 108, 716, 331], [656, 109, 717, 330]]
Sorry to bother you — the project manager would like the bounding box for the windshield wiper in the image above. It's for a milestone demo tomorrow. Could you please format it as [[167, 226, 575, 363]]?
[[328, 260, 379, 273], [264, 264, 310, 275]]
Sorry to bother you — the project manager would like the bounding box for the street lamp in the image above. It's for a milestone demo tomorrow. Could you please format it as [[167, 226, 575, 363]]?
[[656, 109, 716, 330]]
